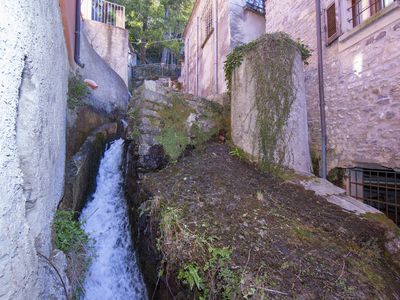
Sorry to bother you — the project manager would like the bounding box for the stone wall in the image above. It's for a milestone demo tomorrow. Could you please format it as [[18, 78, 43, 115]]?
[[83, 19, 129, 86], [231, 42, 312, 173], [0, 0, 69, 298], [265, 0, 400, 170], [183, 0, 265, 98]]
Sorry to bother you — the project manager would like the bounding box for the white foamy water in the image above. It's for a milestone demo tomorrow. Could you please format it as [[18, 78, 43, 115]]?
[[80, 139, 147, 300]]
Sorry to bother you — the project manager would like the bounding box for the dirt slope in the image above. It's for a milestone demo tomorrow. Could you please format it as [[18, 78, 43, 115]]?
[[140, 142, 400, 299]]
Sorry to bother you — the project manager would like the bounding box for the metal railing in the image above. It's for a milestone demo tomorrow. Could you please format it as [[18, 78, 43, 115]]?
[[131, 63, 182, 81], [346, 167, 400, 226], [348, 0, 395, 27], [82, 0, 125, 28], [245, 0, 266, 14]]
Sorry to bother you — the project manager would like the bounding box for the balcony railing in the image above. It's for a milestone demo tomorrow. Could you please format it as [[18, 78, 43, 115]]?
[[245, 0, 266, 14], [81, 0, 125, 29]]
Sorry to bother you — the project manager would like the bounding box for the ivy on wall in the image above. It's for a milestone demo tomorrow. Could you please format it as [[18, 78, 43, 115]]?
[[224, 32, 311, 174]]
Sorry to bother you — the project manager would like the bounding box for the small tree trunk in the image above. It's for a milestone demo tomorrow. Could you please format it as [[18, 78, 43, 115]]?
[[140, 42, 147, 64]]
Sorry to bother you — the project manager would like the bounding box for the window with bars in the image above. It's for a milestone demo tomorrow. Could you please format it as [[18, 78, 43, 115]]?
[[349, 0, 394, 27], [346, 167, 400, 226], [245, 0, 266, 14], [201, 0, 213, 47]]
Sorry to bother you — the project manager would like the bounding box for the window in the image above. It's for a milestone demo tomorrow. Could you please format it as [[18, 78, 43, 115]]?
[[349, 0, 394, 27], [201, 0, 213, 47], [326, 2, 338, 44], [347, 167, 400, 226]]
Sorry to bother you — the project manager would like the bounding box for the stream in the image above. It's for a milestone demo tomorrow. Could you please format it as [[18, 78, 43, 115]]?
[[80, 139, 147, 300]]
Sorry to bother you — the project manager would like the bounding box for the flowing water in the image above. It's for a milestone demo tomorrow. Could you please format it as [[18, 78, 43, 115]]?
[[80, 139, 147, 300]]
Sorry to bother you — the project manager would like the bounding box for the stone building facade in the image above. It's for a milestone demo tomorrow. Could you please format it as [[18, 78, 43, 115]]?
[[182, 0, 266, 98], [268, 0, 400, 225], [265, 0, 400, 172]]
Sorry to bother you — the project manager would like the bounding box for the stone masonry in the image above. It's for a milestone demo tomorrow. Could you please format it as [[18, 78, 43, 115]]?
[[265, 0, 400, 170]]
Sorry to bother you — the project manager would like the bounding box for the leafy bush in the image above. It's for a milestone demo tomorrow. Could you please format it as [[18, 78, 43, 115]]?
[[53, 210, 88, 253]]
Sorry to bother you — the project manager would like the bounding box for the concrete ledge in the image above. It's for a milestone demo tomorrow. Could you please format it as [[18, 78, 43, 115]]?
[[296, 177, 381, 216]]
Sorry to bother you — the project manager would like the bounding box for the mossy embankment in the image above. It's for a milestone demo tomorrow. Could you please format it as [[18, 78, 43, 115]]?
[[134, 142, 400, 299], [127, 80, 223, 170]]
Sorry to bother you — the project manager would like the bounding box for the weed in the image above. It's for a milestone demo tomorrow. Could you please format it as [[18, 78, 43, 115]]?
[[53, 210, 91, 299], [67, 74, 89, 109], [229, 146, 246, 160], [53, 210, 88, 252], [157, 203, 241, 299], [178, 263, 205, 291]]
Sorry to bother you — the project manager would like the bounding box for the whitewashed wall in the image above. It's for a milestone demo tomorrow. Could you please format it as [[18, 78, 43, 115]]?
[[0, 0, 69, 298]]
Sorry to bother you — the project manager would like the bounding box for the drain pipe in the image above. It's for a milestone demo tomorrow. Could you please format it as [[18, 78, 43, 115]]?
[[214, 0, 219, 94], [74, 0, 85, 68], [315, 0, 327, 179], [196, 16, 200, 96]]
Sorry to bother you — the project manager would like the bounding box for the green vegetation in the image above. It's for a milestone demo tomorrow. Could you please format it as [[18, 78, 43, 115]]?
[[154, 92, 221, 161], [53, 210, 88, 252], [53, 210, 91, 298], [178, 263, 204, 291], [327, 167, 346, 188], [67, 74, 89, 109], [152, 203, 241, 299], [224, 33, 312, 175], [364, 212, 400, 237], [127, 107, 141, 139], [191, 124, 218, 147], [229, 146, 246, 160], [116, 0, 194, 62]]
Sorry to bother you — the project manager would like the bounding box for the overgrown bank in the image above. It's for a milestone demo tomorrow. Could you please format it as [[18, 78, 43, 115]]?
[[127, 142, 400, 299]]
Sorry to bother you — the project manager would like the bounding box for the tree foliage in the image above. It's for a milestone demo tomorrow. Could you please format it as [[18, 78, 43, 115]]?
[[116, 0, 194, 63]]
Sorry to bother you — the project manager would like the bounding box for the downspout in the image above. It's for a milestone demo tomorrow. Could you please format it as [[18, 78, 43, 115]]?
[[74, 0, 85, 68], [214, 0, 219, 94], [196, 16, 200, 96], [315, 0, 327, 179]]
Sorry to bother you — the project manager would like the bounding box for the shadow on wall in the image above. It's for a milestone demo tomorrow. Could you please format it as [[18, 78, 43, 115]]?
[[78, 26, 130, 114]]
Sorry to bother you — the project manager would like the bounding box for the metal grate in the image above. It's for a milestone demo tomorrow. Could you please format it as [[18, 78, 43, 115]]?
[[346, 167, 400, 226], [245, 0, 266, 14]]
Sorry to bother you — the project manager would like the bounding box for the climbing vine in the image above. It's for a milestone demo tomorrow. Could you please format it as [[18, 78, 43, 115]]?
[[224, 33, 311, 173]]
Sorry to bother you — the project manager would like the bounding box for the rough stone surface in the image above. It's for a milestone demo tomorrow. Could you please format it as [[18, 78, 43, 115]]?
[[231, 48, 312, 173], [39, 250, 70, 300], [61, 123, 119, 212], [129, 80, 223, 170], [66, 105, 112, 160], [78, 27, 130, 113], [83, 19, 129, 85], [0, 1, 68, 298], [265, 0, 400, 170]]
